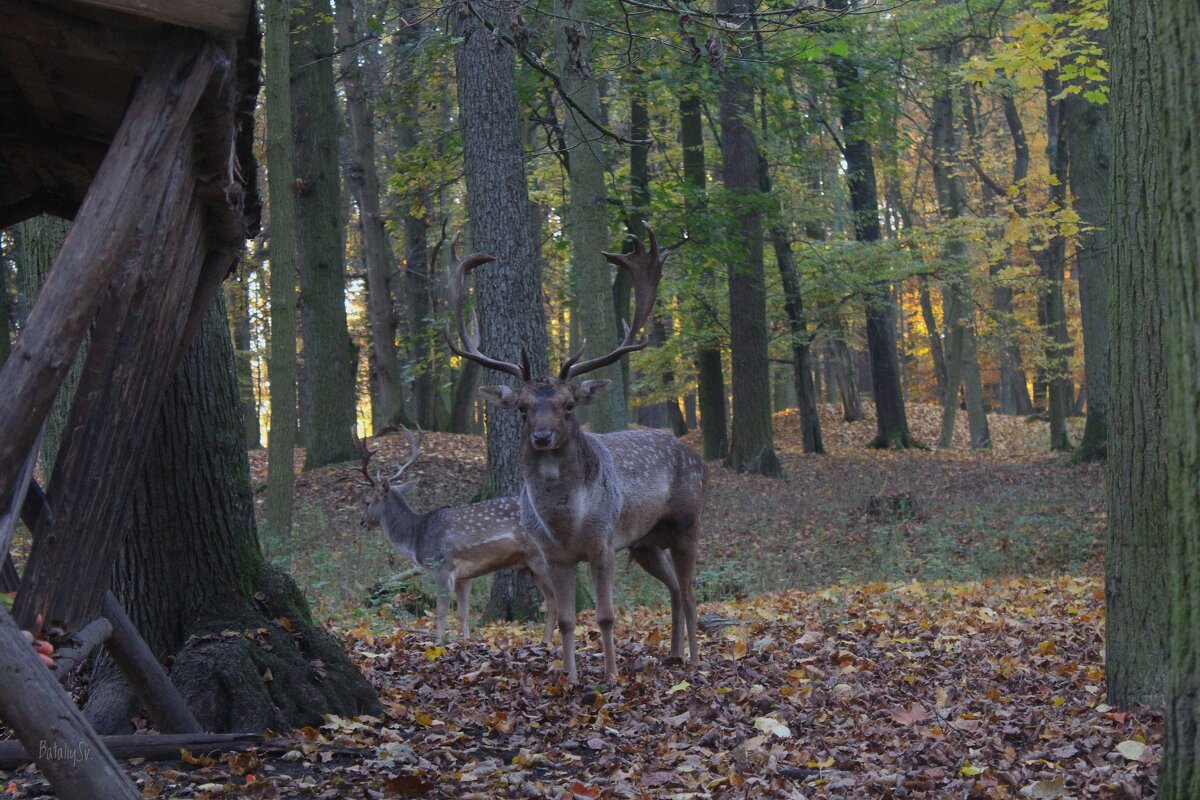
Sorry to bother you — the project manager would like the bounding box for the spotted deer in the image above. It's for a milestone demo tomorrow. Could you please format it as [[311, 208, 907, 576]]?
[[448, 224, 707, 683], [354, 428, 557, 643]]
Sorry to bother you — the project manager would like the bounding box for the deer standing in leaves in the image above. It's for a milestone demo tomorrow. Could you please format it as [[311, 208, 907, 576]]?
[[354, 428, 557, 642], [448, 224, 707, 683]]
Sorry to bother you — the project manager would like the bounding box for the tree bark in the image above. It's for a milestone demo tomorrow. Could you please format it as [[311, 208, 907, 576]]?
[[335, 0, 408, 433], [454, 3, 549, 621], [1106, 0, 1167, 708], [265, 0, 299, 545], [83, 300, 380, 733], [1162, 2, 1200, 792], [291, 0, 358, 469], [554, 0, 626, 432], [829, 10, 916, 449], [716, 0, 780, 476], [1066, 34, 1110, 462], [680, 93, 727, 460]]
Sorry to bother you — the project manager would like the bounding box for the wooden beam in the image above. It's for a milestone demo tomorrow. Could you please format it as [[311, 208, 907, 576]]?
[[0, 609, 140, 799], [101, 595, 202, 734], [0, 30, 224, 507], [62, 0, 253, 38], [13, 140, 208, 632]]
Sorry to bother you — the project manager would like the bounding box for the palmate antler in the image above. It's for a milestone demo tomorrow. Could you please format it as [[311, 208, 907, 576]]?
[[444, 241, 529, 381], [559, 221, 668, 380], [352, 426, 378, 486]]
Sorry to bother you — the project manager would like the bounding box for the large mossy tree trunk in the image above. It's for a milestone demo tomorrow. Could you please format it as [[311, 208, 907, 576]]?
[[291, 0, 358, 469], [1065, 35, 1110, 463], [680, 93, 728, 461], [1161, 1, 1200, 794], [84, 299, 380, 734], [716, 0, 780, 477], [1105, 0, 1167, 709], [828, 9, 916, 449], [264, 0, 299, 545], [454, 5, 549, 622], [554, 0, 626, 433]]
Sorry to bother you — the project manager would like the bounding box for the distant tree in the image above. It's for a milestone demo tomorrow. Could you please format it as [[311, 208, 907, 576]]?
[[1066, 28, 1110, 463], [292, 0, 358, 468], [84, 299, 380, 733], [335, 0, 409, 433], [828, 0, 917, 449], [1105, 0, 1167, 708], [716, 0, 781, 476], [679, 93, 728, 461], [554, 0, 626, 433], [264, 0, 299, 544]]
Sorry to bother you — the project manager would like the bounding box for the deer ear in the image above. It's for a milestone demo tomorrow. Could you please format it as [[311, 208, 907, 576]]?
[[575, 379, 612, 406], [478, 385, 519, 409], [391, 478, 420, 495]]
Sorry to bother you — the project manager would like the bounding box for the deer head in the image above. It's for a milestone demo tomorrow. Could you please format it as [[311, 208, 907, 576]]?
[[447, 223, 668, 452], [352, 426, 422, 527]]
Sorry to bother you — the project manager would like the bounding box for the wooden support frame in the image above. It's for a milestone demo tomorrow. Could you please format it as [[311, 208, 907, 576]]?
[[0, 29, 224, 507]]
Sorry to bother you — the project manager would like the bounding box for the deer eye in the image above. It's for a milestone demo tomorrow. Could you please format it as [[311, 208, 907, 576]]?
[[564, 401, 575, 413]]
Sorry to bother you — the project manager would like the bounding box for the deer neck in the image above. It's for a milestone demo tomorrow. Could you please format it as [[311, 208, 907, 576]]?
[[381, 490, 424, 560]]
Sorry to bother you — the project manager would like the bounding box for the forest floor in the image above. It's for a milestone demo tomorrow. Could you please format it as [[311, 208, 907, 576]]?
[[5, 404, 1153, 798]]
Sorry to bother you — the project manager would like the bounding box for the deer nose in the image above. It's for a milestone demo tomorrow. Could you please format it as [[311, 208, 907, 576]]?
[[531, 429, 555, 448]]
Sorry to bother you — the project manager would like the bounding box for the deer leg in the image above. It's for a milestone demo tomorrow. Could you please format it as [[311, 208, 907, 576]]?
[[589, 551, 618, 680], [525, 560, 558, 645], [456, 578, 471, 639], [434, 584, 450, 643], [550, 563, 578, 683], [630, 545, 685, 660], [669, 534, 700, 664]]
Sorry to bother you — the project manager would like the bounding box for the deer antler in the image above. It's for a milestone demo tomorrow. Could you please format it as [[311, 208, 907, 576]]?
[[389, 425, 423, 483], [444, 240, 529, 381], [561, 221, 668, 380], [352, 426, 377, 487]]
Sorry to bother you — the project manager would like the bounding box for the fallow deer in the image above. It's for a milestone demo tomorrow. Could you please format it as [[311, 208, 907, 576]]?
[[447, 225, 707, 683], [354, 428, 557, 643]]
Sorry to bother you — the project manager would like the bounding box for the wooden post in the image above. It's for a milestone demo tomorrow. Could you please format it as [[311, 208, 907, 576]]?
[[0, 610, 140, 799], [14, 138, 210, 631], [0, 30, 224, 506], [101, 595, 202, 734]]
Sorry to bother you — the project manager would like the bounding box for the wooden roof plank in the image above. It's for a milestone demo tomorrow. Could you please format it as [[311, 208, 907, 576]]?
[[64, 0, 253, 38]]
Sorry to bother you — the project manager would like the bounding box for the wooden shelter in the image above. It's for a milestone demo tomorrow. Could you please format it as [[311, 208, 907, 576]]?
[[0, 1, 260, 796]]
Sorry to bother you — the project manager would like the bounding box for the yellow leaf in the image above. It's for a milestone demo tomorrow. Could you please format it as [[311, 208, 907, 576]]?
[[423, 645, 446, 661], [959, 763, 985, 776], [667, 680, 691, 695]]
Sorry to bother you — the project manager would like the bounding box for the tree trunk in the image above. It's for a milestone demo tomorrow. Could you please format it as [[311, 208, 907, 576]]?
[[225, 261, 260, 449], [264, 0, 299, 545], [83, 299, 380, 733], [554, 0, 625, 432], [291, 0, 358, 469], [1038, 62, 1073, 451], [680, 93, 727, 460], [1106, 0, 1167, 708], [1066, 35, 1110, 462], [930, 45, 989, 449], [454, 3, 549, 621], [716, 0, 780, 476], [829, 16, 916, 449], [335, 0, 408, 434], [1162, 2, 1200, 791], [0, 237, 11, 367]]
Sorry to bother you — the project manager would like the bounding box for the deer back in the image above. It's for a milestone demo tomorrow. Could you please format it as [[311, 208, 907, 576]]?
[[594, 429, 707, 551]]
